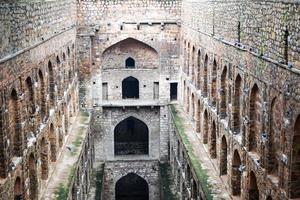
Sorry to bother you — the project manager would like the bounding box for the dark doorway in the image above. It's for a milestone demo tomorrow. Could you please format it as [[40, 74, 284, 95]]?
[[125, 57, 135, 68], [116, 173, 149, 200], [170, 83, 178, 100], [122, 77, 139, 99], [114, 117, 149, 155]]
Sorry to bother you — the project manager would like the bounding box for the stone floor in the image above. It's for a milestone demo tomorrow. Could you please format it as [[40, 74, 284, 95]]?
[[42, 112, 90, 199], [174, 104, 232, 200]]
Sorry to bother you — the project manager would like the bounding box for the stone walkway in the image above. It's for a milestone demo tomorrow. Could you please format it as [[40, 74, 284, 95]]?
[[175, 104, 232, 200], [42, 112, 90, 199]]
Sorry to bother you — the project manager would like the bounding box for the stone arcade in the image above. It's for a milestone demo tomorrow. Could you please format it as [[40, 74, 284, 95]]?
[[0, 0, 299, 200]]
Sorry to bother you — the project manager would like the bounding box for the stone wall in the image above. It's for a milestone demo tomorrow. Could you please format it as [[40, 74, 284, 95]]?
[[102, 160, 160, 200], [93, 107, 163, 161], [76, 0, 181, 107], [0, 0, 76, 60], [0, 1, 79, 199], [70, 126, 95, 200], [180, 0, 300, 199]]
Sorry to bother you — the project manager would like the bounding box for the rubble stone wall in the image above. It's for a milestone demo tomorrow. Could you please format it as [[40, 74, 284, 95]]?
[[0, 1, 79, 199], [180, 0, 300, 199]]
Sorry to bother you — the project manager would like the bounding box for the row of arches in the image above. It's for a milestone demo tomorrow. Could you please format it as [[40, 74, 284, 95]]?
[[183, 43, 300, 197]]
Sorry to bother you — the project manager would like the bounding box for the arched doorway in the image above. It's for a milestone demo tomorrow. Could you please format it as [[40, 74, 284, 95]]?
[[220, 136, 227, 175], [14, 177, 23, 200], [114, 117, 149, 155], [231, 150, 241, 196], [291, 115, 300, 198], [115, 173, 149, 200], [29, 154, 38, 199], [122, 77, 139, 99], [249, 171, 259, 200]]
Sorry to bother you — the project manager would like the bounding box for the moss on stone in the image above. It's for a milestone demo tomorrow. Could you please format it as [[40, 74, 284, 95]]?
[[170, 104, 213, 200], [160, 163, 177, 200]]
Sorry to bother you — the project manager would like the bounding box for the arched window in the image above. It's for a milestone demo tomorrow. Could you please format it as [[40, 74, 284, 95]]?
[[203, 110, 208, 144], [38, 70, 46, 120], [249, 84, 261, 153], [14, 177, 23, 200], [233, 74, 242, 133], [115, 173, 149, 200], [0, 103, 7, 178], [122, 77, 139, 99], [220, 136, 227, 175], [268, 98, 280, 177], [28, 154, 38, 199], [210, 121, 217, 158], [49, 124, 57, 162], [9, 89, 22, 156], [40, 137, 49, 180], [191, 93, 195, 119], [249, 171, 259, 200], [196, 100, 201, 133], [197, 50, 201, 89], [232, 150, 242, 196], [48, 61, 55, 108], [211, 59, 217, 106], [114, 117, 148, 155], [25, 77, 35, 115], [125, 57, 135, 68], [291, 115, 300, 198], [220, 66, 227, 118], [203, 55, 208, 96]]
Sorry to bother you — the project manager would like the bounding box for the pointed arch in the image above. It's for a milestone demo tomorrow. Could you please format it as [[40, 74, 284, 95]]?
[[211, 59, 217, 106], [191, 46, 196, 83], [9, 89, 22, 156], [249, 171, 259, 200], [115, 173, 149, 200], [191, 93, 195, 119], [25, 77, 35, 115], [196, 100, 201, 133], [210, 120, 217, 158], [114, 117, 149, 155], [291, 115, 300, 198], [220, 136, 227, 175], [0, 100, 7, 178], [232, 150, 242, 196], [233, 74, 242, 133], [203, 110, 208, 144], [125, 57, 135, 68], [197, 50, 201, 89], [14, 177, 23, 200], [48, 61, 55, 108], [268, 97, 280, 176], [49, 123, 57, 162], [220, 66, 227, 118], [38, 70, 46, 120], [40, 137, 49, 180], [122, 76, 139, 99], [203, 55, 208, 96], [28, 153, 38, 199], [249, 84, 261, 153]]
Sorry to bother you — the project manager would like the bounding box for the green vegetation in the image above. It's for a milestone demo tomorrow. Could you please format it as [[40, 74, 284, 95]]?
[[90, 164, 104, 200], [160, 163, 177, 200], [55, 167, 75, 200], [170, 104, 213, 200]]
